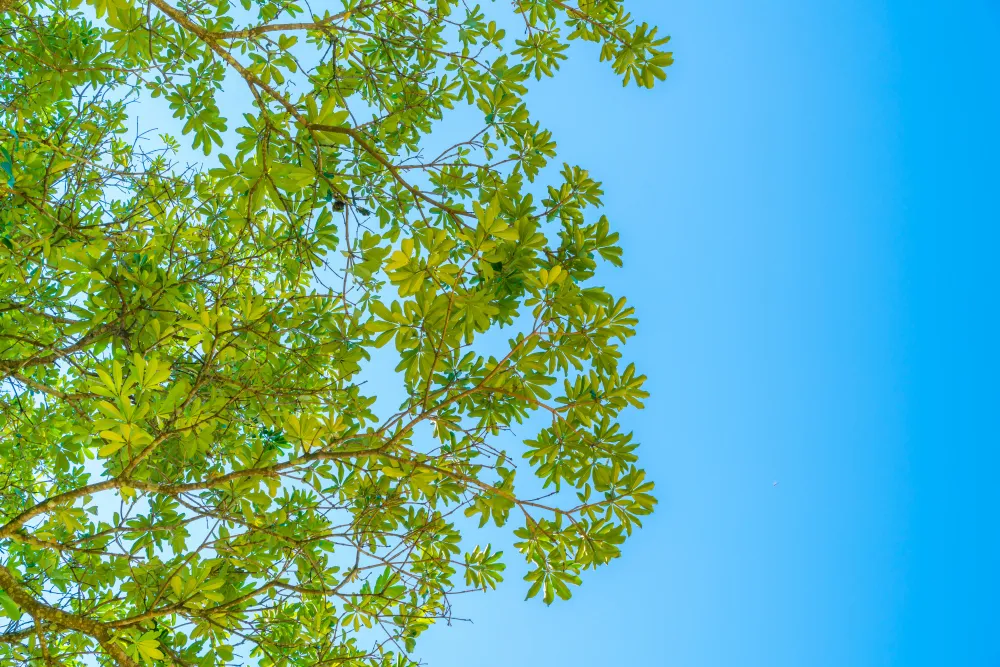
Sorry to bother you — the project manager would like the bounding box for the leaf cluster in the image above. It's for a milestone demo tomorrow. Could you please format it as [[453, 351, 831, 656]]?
[[0, 0, 669, 664]]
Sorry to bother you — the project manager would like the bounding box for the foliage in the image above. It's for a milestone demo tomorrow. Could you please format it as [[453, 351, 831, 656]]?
[[0, 0, 670, 664]]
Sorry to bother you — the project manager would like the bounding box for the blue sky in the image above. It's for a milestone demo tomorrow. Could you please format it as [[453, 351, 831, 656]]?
[[412, 1, 1000, 666], [112, 0, 997, 664]]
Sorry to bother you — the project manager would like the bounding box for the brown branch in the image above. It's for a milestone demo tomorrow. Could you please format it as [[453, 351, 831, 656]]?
[[0, 563, 138, 667]]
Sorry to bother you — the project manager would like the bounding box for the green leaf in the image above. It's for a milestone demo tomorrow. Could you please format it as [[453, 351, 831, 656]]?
[[0, 592, 22, 620]]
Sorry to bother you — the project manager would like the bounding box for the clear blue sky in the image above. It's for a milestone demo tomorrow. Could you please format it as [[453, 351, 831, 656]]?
[[412, 1, 1000, 666], [126, 0, 997, 663]]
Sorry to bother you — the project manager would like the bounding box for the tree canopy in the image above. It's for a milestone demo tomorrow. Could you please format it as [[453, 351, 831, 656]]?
[[0, 0, 671, 664]]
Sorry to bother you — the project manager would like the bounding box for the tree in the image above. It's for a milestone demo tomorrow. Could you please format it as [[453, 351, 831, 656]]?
[[0, 0, 671, 664]]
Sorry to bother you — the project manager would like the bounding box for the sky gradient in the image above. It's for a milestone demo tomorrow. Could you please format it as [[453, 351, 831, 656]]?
[[121, 0, 998, 663], [413, 1, 1000, 665]]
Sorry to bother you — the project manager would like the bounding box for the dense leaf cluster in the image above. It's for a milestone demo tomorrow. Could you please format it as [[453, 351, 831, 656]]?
[[0, 0, 670, 664]]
